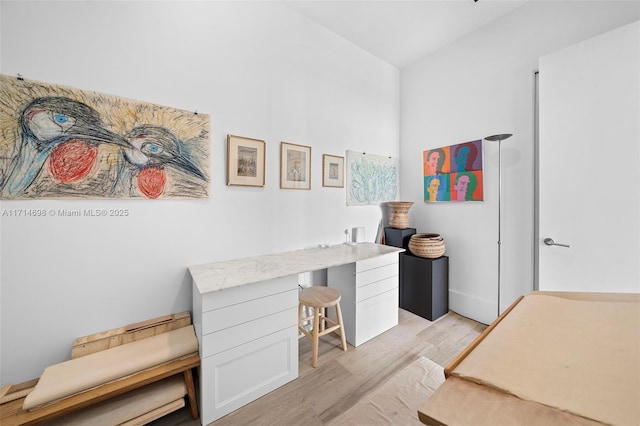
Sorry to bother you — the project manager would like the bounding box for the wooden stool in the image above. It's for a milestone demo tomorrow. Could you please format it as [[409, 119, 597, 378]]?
[[298, 286, 348, 368]]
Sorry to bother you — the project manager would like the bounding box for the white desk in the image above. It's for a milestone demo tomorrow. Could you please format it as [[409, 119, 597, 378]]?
[[189, 243, 403, 424]]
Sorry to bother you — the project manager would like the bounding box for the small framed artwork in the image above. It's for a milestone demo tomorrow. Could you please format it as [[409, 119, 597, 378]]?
[[280, 141, 311, 190], [227, 134, 265, 187], [322, 154, 344, 188]]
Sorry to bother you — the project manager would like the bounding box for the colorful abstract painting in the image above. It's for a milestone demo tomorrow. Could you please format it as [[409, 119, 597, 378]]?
[[423, 139, 483, 202], [0, 74, 210, 199], [346, 150, 398, 206]]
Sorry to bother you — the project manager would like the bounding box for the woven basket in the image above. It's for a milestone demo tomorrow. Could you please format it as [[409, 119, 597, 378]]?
[[386, 201, 414, 229], [408, 233, 446, 258]]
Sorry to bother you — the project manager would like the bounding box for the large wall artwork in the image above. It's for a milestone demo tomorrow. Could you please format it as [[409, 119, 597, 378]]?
[[0, 74, 210, 199], [346, 150, 398, 206], [423, 139, 483, 202]]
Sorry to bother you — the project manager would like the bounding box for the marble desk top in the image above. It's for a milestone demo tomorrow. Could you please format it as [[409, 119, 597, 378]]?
[[189, 242, 404, 294]]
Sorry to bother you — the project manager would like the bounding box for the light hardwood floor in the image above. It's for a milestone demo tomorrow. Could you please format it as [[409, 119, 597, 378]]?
[[152, 309, 485, 426]]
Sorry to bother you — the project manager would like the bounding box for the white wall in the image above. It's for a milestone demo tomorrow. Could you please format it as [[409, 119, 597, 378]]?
[[0, 1, 399, 384], [400, 1, 639, 324]]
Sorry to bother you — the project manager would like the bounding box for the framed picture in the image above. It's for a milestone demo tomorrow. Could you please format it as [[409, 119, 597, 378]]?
[[227, 134, 265, 187], [280, 141, 311, 190], [322, 154, 344, 188], [423, 139, 483, 202]]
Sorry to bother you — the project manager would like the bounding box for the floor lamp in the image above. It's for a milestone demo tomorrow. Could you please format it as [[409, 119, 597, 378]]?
[[484, 133, 512, 318]]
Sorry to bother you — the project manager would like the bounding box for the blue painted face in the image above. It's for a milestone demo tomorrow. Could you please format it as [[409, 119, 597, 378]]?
[[455, 146, 470, 171]]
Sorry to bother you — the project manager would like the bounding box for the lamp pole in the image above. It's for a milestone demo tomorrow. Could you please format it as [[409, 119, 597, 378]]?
[[484, 133, 512, 318]]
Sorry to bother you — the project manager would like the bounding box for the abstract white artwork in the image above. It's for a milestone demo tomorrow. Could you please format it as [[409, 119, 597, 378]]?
[[345, 150, 398, 206]]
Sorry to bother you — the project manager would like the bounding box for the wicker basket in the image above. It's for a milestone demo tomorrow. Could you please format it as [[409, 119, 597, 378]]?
[[386, 201, 414, 229], [408, 233, 446, 258]]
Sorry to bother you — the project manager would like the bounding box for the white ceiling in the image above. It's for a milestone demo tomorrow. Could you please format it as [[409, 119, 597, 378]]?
[[283, 0, 528, 69]]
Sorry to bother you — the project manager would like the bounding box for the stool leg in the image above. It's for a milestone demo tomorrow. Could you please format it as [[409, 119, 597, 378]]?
[[320, 307, 326, 332], [312, 306, 320, 368], [298, 302, 303, 333], [335, 302, 347, 351]]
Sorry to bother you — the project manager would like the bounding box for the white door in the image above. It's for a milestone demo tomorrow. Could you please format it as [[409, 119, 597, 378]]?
[[538, 21, 640, 293]]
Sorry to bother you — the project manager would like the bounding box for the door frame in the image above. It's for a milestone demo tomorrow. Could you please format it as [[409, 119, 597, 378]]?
[[533, 70, 539, 291]]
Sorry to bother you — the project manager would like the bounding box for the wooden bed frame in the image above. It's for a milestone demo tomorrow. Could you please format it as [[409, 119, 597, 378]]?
[[0, 312, 200, 426]]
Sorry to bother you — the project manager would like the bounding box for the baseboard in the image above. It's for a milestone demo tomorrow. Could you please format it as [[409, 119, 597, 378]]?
[[448, 289, 495, 325]]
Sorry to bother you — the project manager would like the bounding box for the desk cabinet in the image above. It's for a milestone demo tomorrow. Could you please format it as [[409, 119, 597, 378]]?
[[194, 276, 299, 425], [328, 252, 400, 346], [400, 253, 448, 321], [190, 243, 403, 424]]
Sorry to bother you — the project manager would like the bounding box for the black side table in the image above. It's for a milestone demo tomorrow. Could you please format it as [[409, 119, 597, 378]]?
[[384, 227, 416, 249], [399, 253, 449, 321]]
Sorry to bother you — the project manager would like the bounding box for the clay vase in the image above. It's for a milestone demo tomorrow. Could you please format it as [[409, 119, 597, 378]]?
[[408, 233, 446, 258], [386, 201, 414, 229]]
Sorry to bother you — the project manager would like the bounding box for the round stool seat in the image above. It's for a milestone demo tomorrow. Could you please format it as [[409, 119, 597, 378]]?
[[298, 286, 347, 368], [299, 286, 341, 308]]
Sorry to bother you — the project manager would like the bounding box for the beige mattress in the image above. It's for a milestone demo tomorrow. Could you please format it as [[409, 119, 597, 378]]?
[[450, 295, 640, 426], [23, 325, 198, 410]]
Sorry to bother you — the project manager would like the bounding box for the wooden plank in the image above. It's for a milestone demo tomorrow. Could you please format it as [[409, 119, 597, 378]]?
[[73, 311, 190, 346], [124, 314, 174, 333], [0, 384, 12, 399], [119, 399, 185, 426], [0, 379, 39, 405], [71, 312, 191, 358], [532, 291, 640, 303], [1, 398, 25, 423], [444, 295, 523, 378], [0, 387, 34, 405], [2, 353, 200, 426]]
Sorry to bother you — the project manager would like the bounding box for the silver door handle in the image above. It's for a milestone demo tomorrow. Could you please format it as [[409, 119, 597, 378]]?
[[544, 238, 570, 248]]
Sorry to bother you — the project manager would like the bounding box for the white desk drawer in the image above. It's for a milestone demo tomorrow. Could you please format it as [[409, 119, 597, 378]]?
[[202, 307, 297, 357], [353, 288, 399, 346], [203, 289, 297, 334], [355, 262, 398, 287], [327, 254, 400, 347], [201, 275, 298, 312], [356, 252, 398, 273], [356, 275, 398, 303]]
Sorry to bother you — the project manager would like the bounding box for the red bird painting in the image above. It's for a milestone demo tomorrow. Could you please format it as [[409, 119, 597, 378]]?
[[0, 74, 210, 199]]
